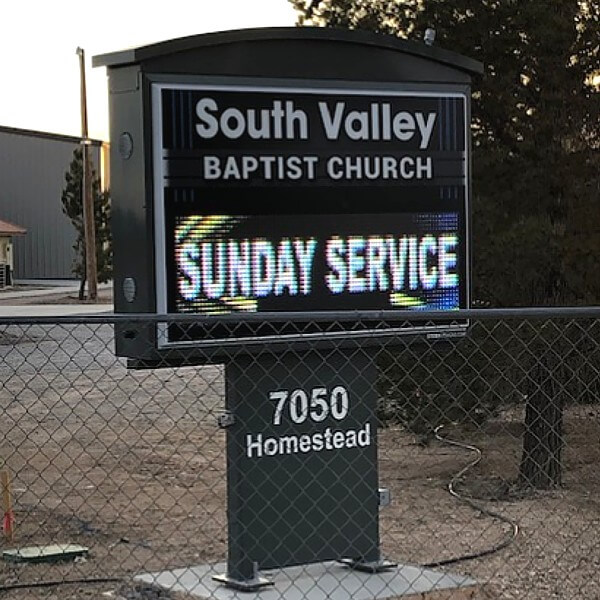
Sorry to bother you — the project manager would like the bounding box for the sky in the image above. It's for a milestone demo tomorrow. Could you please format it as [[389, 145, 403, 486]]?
[[1, 0, 298, 141]]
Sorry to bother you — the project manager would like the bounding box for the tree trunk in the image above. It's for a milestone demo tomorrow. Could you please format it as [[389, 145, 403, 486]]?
[[78, 277, 86, 301], [519, 356, 564, 489]]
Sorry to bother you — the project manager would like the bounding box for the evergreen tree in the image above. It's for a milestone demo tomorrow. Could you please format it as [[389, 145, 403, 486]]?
[[61, 148, 112, 299], [291, 0, 600, 489], [292, 0, 600, 307], [292, 0, 422, 33]]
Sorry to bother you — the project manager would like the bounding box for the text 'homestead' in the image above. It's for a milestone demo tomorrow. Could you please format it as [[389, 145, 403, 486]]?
[[246, 424, 372, 459]]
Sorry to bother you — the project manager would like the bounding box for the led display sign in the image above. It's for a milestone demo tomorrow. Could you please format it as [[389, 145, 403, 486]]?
[[152, 82, 469, 347], [170, 212, 460, 313]]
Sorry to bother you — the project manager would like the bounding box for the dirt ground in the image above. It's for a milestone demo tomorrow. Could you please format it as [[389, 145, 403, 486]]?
[[1, 297, 600, 599]]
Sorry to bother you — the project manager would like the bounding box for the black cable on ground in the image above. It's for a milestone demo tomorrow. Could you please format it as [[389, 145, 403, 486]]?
[[0, 577, 121, 593], [421, 424, 519, 569]]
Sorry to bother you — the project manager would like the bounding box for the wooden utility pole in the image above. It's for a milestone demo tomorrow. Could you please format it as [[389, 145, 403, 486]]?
[[76, 47, 98, 301]]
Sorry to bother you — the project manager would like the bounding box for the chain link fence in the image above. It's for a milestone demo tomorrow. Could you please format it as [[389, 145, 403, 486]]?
[[1, 310, 600, 599]]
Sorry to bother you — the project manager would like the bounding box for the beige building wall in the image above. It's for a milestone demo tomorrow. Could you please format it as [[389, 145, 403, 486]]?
[[0, 236, 14, 271]]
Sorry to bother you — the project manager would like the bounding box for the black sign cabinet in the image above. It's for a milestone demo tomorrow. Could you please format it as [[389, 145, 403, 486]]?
[[95, 27, 482, 590]]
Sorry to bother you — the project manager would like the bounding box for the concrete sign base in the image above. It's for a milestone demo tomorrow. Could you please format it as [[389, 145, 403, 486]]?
[[136, 560, 478, 599]]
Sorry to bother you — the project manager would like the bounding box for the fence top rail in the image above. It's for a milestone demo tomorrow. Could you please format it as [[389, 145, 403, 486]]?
[[2, 307, 600, 326]]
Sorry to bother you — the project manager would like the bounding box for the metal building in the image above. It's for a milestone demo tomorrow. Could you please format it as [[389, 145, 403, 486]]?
[[0, 126, 106, 280]]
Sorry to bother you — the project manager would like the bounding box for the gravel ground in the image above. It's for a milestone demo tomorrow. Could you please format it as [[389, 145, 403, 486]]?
[[1, 313, 599, 599]]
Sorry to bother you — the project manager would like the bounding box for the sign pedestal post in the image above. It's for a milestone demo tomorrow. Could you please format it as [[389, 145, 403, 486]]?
[[214, 348, 394, 588]]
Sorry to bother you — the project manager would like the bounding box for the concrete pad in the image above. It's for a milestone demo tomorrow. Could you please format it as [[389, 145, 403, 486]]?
[[14, 279, 80, 286], [0, 304, 112, 317], [136, 561, 477, 599], [0, 279, 112, 300], [1, 280, 111, 300], [0, 286, 79, 299]]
